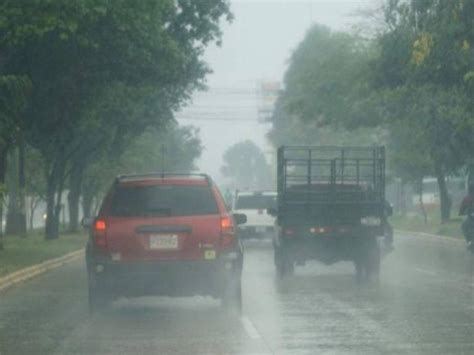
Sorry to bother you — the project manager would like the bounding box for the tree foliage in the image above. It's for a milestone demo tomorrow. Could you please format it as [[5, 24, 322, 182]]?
[[0, 0, 231, 238], [221, 140, 272, 191], [375, 0, 474, 221], [270, 2, 474, 222], [82, 123, 203, 217], [282, 24, 376, 128]]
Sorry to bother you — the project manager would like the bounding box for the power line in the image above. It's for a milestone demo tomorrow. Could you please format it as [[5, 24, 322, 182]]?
[[177, 117, 264, 122], [178, 106, 258, 110]]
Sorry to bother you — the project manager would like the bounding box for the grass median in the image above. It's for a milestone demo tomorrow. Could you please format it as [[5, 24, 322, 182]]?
[[0, 231, 87, 278], [390, 210, 464, 239]]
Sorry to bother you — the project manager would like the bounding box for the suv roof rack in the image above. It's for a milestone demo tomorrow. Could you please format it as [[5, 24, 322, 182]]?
[[115, 172, 212, 186]]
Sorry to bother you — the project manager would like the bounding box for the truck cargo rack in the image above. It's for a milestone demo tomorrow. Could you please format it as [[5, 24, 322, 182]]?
[[277, 146, 385, 223]]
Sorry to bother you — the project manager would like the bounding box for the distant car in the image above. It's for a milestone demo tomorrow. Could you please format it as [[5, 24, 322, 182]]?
[[84, 173, 246, 313], [232, 191, 277, 239]]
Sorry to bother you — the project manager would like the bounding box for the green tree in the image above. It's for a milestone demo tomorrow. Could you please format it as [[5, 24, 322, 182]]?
[[221, 140, 272, 191], [281, 24, 376, 128], [81, 123, 203, 218], [119, 124, 203, 174], [0, 0, 232, 238], [0, 75, 31, 239], [24, 146, 46, 232], [387, 112, 433, 223], [268, 2, 474, 224], [268, 23, 385, 152], [374, 0, 474, 221], [269, 96, 386, 148]]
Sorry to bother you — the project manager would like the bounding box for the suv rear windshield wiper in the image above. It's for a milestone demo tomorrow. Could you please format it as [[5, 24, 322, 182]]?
[[143, 207, 172, 217]]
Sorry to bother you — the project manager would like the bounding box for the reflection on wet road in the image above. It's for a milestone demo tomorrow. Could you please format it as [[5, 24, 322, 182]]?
[[0, 233, 473, 354]]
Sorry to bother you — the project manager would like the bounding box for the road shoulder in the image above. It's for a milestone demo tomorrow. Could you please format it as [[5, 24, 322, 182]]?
[[395, 229, 464, 243], [0, 249, 84, 293]]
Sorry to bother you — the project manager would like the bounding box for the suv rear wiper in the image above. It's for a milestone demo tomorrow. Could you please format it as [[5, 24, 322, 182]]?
[[145, 207, 172, 216]]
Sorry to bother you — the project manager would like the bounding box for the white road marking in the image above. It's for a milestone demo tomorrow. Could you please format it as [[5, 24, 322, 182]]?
[[241, 315, 261, 340], [414, 268, 437, 276]]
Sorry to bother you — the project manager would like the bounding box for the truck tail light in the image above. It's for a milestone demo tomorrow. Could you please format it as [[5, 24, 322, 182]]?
[[310, 226, 331, 234], [93, 219, 107, 248]]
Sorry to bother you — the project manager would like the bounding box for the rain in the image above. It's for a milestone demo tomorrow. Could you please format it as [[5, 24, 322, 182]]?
[[0, 1, 473, 354]]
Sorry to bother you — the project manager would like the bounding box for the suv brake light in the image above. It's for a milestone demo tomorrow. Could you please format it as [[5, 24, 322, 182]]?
[[93, 219, 107, 248], [221, 215, 234, 233], [220, 215, 235, 248]]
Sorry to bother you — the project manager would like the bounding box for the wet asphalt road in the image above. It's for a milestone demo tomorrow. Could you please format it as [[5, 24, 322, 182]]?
[[0, 232, 473, 355]]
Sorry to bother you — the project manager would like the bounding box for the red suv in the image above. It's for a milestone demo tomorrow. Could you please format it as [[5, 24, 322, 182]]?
[[84, 173, 246, 313]]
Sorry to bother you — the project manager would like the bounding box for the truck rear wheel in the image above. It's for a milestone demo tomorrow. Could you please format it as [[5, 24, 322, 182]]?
[[354, 237, 380, 284]]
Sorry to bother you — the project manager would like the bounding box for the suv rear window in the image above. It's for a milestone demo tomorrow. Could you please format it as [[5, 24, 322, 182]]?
[[235, 195, 276, 210], [109, 185, 219, 217]]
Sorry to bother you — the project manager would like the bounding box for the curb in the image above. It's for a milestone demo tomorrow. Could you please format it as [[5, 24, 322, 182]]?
[[395, 229, 464, 244], [0, 249, 85, 293]]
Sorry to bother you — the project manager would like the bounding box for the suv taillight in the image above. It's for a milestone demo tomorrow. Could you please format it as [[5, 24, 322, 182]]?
[[220, 215, 235, 249], [93, 219, 107, 248]]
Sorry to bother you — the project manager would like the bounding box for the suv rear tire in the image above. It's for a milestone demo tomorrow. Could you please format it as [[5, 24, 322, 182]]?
[[88, 276, 108, 314]]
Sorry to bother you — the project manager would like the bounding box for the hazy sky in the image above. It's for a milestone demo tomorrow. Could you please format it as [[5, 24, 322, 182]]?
[[176, 0, 372, 185]]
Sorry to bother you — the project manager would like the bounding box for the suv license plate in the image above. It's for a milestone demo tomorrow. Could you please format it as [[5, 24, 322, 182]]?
[[149, 234, 178, 250]]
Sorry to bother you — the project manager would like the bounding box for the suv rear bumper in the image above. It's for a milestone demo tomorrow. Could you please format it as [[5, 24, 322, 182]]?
[[87, 253, 242, 299]]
